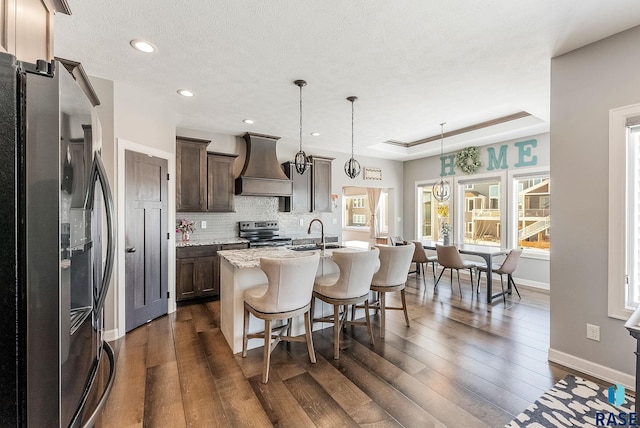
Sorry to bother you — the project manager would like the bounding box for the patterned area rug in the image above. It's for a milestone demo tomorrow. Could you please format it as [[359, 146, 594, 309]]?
[[506, 375, 635, 427]]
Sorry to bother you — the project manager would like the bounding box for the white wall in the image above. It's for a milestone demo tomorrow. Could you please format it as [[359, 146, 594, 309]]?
[[550, 25, 640, 386], [94, 79, 178, 338], [403, 133, 551, 288]]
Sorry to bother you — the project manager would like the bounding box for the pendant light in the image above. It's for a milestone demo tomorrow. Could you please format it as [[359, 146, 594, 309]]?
[[432, 122, 451, 202], [293, 79, 308, 174], [344, 96, 361, 179]]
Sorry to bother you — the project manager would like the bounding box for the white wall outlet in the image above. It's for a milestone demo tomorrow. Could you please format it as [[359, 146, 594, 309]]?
[[586, 323, 600, 341], [201, 221, 207, 229], [299, 218, 304, 226]]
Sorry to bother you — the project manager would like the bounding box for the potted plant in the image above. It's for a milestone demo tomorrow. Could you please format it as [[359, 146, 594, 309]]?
[[176, 218, 196, 242], [441, 222, 451, 245]]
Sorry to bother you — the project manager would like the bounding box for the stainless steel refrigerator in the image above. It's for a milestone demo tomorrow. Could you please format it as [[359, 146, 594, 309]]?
[[0, 52, 115, 426]]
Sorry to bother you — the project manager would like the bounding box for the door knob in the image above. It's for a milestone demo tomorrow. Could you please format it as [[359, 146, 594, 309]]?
[[126, 247, 136, 253]]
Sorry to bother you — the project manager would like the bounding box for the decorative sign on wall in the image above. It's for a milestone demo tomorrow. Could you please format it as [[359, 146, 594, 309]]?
[[363, 167, 382, 180]]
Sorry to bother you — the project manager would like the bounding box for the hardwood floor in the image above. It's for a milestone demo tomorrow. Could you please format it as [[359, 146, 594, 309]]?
[[96, 273, 573, 427]]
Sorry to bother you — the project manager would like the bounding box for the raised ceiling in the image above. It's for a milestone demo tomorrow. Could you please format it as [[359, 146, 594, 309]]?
[[54, 1, 640, 160]]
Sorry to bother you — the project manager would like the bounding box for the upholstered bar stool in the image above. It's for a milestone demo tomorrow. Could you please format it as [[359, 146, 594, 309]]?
[[369, 243, 415, 339], [312, 248, 380, 359], [242, 252, 320, 383]]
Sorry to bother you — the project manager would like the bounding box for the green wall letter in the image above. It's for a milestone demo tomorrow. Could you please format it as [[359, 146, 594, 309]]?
[[441, 154, 456, 176], [514, 139, 538, 167], [487, 145, 508, 170]]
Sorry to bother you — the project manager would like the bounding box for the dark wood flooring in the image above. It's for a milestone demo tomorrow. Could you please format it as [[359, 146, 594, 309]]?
[[96, 273, 576, 427]]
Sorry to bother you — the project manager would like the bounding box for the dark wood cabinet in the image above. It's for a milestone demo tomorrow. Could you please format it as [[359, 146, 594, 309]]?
[[279, 161, 311, 212], [207, 152, 238, 212], [176, 245, 220, 301], [176, 137, 237, 212], [310, 156, 334, 213], [176, 137, 209, 212], [176, 242, 248, 302]]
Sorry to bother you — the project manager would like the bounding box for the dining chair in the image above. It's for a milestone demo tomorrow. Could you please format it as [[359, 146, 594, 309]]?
[[242, 252, 320, 383], [407, 240, 438, 283], [312, 248, 380, 359], [476, 248, 522, 303], [369, 243, 415, 339], [434, 244, 481, 295], [389, 236, 404, 246]]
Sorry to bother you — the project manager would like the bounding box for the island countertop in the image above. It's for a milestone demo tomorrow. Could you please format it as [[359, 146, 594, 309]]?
[[218, 247, 333, 269]]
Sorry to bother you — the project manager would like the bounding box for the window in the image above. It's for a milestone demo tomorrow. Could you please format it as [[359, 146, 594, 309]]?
[[608, 104, 640, 319], [352, 214, 366, 224], [416, 183, 450, 241], [460, 178, 502, 246], [514, 175, 550, 252], [344, 194, 369, 227]]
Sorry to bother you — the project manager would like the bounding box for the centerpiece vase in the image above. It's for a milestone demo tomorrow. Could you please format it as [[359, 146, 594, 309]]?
[[181, 232, 190, 242], [443, 235, 450, 246]]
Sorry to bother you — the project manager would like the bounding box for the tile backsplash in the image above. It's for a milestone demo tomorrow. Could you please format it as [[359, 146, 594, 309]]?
[[176, 196, 339, 241]]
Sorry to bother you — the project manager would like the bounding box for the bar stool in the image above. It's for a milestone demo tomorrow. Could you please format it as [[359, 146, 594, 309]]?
[[369, 243, 415, 339], [312, 248, 380, 359], [242, 252, 320, 383]]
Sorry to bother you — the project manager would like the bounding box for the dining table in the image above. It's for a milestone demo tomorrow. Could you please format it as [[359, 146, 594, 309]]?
[[421, 241, 510, 304]]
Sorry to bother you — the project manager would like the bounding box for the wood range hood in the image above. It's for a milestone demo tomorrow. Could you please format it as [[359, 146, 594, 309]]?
[[235, 132, 293, 197]]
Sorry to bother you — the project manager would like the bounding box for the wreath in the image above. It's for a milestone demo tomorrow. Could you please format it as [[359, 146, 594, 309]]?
[[455, 146, 481, 174]]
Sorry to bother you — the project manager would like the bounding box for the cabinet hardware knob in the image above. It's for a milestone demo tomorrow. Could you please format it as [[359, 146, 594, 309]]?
[[126, 247, 136, 253]]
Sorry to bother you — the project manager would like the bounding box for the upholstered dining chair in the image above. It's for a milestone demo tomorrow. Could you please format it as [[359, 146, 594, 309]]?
[[434, 244, 481, 295], [389, 236, 404, 246], [369, 243, 415, 339], [312, 248, 380, 359], [407, 240, 438, 283], [476, 248, 522, 303], [242, 252, 320, 383]]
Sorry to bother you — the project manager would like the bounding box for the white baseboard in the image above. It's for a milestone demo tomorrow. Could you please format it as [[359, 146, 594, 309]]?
[[104, 328, 122, 342], [548, 348, 636, 392]]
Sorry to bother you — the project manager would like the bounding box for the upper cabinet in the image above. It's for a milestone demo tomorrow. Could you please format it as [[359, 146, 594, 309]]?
[[176, 137, 208, 212], [176, 137, 237, 212], [1, 0, 70, 63], [279, 161, 311, 212], [310, 156, 334, 213], [207, 152, 238, 212], [280, 156, 333, 213]]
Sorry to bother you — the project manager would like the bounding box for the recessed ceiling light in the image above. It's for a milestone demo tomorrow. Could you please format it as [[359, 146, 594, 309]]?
[[130, 39, 156, 53], [311, 132, 320, 137], [243, 119, 255, 124], [177, 89, 195, 97]]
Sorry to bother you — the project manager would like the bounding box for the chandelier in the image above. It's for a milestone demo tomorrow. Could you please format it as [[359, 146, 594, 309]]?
[[293, 80, 309, 174], [344, 96, 361, 179], [432, 122, 451, 202]]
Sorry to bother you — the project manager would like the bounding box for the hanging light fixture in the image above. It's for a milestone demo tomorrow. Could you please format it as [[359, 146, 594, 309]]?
[[293, 79, 309, 174], [344, 96, 361, 179], [432, 122, 451, 202]]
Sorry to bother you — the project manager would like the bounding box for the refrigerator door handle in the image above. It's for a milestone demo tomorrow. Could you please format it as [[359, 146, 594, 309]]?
[[85, 152, 115, 313]]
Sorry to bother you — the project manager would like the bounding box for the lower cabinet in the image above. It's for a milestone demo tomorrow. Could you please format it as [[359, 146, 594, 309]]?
[[176, 243, 248, 302]]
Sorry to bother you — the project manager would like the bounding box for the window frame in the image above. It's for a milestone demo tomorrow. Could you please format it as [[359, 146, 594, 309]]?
[[507, 166, 550, 261], [609, 103, 640, 320]]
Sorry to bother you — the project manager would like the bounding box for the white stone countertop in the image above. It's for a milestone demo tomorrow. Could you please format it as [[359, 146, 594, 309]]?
[[176, 238, 249, 248], [218, 247, 337, 269]]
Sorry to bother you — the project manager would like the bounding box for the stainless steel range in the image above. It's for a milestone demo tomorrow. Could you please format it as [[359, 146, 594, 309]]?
[[239, 220, 292, 247]]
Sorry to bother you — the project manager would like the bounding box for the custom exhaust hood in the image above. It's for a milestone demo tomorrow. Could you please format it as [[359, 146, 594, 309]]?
[[235, 132, 293, 197]]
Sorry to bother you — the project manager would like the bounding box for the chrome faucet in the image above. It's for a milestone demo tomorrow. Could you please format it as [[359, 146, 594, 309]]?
[[307, 218, 325, 250]]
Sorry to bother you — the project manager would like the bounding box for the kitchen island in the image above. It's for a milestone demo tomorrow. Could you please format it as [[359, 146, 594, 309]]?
[[218, 247, 341, 353]]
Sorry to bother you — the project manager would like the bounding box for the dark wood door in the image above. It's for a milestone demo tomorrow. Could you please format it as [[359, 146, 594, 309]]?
[[176, 258, 198, 300], [197, 256, 218, 296], [125, 150, 168, 332], [279, 161, 311, 212]]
